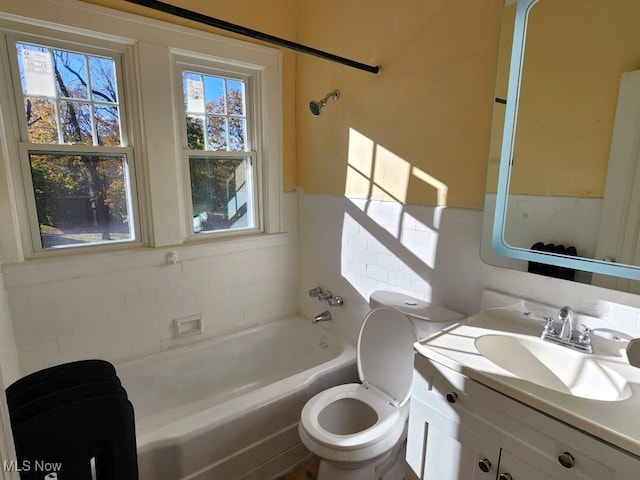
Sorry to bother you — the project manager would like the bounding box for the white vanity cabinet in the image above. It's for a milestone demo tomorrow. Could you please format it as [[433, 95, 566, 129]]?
[[408, 354, 640, 480]]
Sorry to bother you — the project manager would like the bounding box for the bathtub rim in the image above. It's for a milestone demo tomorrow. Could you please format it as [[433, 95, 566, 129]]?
[[115, 314, 356, 450]]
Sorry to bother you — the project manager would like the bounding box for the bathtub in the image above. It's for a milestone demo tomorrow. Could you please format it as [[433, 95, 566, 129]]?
[[116, 316, 357, 480]]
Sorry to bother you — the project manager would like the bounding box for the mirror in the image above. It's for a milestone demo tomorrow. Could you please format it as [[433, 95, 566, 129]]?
[[482, 0, 640, 291]]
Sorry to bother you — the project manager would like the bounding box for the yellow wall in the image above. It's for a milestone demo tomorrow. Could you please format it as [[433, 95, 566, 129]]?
[[84, 0, 504, 208], [296, 0, 503, 208], [490, 0, 640, 197], [486, 5, 515, 194], [80, 0, 299, 192]]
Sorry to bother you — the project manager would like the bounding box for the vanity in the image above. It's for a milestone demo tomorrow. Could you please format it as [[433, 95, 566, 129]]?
[[407, 291, 640, 479], [413, 0, 640, 476]]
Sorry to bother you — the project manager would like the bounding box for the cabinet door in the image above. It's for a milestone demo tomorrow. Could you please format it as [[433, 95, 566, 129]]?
[[407, 397, 498, 480], [498, 450, 553, 480], [498, 448, 607, 480]]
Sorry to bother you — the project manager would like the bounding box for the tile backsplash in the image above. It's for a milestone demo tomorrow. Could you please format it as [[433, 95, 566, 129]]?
[[298, 191, 640, 343], [3, 193, 298, 376], [4, 190, 640, 376]]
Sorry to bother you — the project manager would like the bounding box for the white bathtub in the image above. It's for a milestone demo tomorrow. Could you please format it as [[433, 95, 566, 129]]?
[[116, 316, 357, 480]]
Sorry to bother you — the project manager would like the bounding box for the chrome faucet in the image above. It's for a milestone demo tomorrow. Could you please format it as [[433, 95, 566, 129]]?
[[312, 311, 332, 324], [308, 286, 344, 307], [558, 305, 574, 340], [539, 305, 593, 354]]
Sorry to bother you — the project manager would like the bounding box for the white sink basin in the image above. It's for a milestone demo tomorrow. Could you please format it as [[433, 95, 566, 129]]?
[[475, 334, 632, 402]]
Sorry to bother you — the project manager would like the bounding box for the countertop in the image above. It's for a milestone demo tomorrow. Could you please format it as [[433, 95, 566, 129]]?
[[414, 298, 640, 458]]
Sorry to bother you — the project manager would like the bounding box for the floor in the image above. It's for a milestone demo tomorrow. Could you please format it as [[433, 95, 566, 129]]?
[[275, 456, 418, 480], [276, 455, 319, 480]]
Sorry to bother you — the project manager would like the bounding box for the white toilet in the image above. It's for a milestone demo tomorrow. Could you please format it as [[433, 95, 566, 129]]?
[[299, 291, 463, 480]]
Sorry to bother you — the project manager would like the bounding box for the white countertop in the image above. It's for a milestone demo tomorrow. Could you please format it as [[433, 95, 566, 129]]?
[[414, 303, 640, 458]]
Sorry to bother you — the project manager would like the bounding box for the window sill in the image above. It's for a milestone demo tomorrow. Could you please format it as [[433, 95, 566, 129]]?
[[1, 231, 291, 289]]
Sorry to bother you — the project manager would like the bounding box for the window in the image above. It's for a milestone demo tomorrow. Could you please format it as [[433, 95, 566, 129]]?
[[9, 37, 140, 252], [180, 66, 258, 236], [0, 2, 283, 261]]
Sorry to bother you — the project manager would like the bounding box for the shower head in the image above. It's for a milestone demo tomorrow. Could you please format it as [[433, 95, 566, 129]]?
[[309, 89, 340, 116]]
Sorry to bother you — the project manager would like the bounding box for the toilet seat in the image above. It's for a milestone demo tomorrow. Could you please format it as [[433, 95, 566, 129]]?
[[357, 307, 417, 406], [300, 383, 403, 451], [300, 307, 417, 457], [299, 298, 460, 479]]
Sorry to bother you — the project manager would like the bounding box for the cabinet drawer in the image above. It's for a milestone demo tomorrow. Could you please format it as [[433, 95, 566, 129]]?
[[412, 355, 621, 479], [500, 446, 613, 480], [412, 353, 480, 420]]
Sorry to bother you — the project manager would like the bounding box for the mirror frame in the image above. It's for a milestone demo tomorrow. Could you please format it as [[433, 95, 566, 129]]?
[[490, 0, 640, 281]]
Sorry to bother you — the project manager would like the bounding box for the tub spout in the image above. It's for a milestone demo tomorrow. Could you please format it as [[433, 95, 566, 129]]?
[[312, 311, 332, 324]]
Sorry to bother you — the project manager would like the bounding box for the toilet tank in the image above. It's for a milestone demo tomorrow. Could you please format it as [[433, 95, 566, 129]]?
[[369, 290, 465, 340]]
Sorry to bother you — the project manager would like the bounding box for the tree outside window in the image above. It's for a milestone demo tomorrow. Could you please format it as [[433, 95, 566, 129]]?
[[182, 71, 254, 234], [16, 42, 135, 249]]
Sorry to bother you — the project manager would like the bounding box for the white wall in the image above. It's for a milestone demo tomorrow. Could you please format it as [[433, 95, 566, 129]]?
[[3, 193, 298, 376], [0, 271, 18, 479], [298, 191, 640, 343], [0, 275, 18, 384], [298, 191, 487, 342], [6, 190, 640, 376]]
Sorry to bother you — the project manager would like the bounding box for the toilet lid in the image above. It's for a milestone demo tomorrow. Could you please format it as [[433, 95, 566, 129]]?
[[357, 307, 417, 406]]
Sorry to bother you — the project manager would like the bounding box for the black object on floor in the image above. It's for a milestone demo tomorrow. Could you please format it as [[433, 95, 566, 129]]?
[[6, 359, 138, 479]]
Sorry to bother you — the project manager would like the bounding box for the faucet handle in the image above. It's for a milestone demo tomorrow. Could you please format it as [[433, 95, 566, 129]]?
[[318, 291, 333, 302], [543, 316, 556, 335], [578, 325, 592, 345], [328, 295, 344, 307], [309, 287, 323, 298]]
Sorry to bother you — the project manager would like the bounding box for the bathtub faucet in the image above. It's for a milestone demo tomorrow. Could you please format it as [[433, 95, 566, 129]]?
[[312, 311, 332, 324]]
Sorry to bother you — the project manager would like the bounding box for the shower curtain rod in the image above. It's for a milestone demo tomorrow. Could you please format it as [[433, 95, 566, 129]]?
[[125, 0, 382, 75]]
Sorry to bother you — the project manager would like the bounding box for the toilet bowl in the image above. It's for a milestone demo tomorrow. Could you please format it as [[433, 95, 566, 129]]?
[[299, 291, 463, 480]]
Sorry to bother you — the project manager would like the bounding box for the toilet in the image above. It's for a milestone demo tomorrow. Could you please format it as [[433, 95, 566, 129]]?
[[299, 291, 463, 480]]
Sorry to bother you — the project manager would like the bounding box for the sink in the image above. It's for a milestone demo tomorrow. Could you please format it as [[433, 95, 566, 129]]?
[[475, 334, 632, 401]]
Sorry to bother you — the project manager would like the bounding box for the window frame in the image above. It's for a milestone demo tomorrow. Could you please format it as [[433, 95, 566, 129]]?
[[0, 1, 283, 262], [2, 29, 144, 256], [174, 55, 265, 240]]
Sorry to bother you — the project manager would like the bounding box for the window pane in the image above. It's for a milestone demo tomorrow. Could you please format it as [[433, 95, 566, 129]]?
[[94, 105, 121, 146], [26, 98, 58, 143], [17, 43, 55, 98], [186, 115, 205, 150], [88, 56, 118, 104], [29, 152, 134, 249], [207, 116, 227, 150], [226, 79, 244, 115], [182, 71, 247, 152], [183, 72, 204, 114], [229, 118, 245, 151], [16, 42, 123, 146], [204, 75, 225, 114], [53, 49, 88, 99], [189, 156, 253, 233], [60, 101, 92, 144]]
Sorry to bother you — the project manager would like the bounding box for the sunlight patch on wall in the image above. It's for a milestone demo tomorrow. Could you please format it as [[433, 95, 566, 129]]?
[[346, 128, 375, 197], [341, 210, 434, 301], [400, 210, 441, 269], [412, 166, 448, 206], [345, 127, 449, 207], [372, 145, 411, 202], [340, 127, 450, 300]]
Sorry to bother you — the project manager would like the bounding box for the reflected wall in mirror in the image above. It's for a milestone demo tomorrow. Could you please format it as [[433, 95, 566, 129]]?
[[481, 0, 640, 293]]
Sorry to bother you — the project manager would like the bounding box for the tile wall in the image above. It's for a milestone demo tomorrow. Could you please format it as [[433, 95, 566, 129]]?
[[298, 192, 640, 343], [0, 273, 18, 384], [2, 193, 299, 376], [5, 190, 640, 377]]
